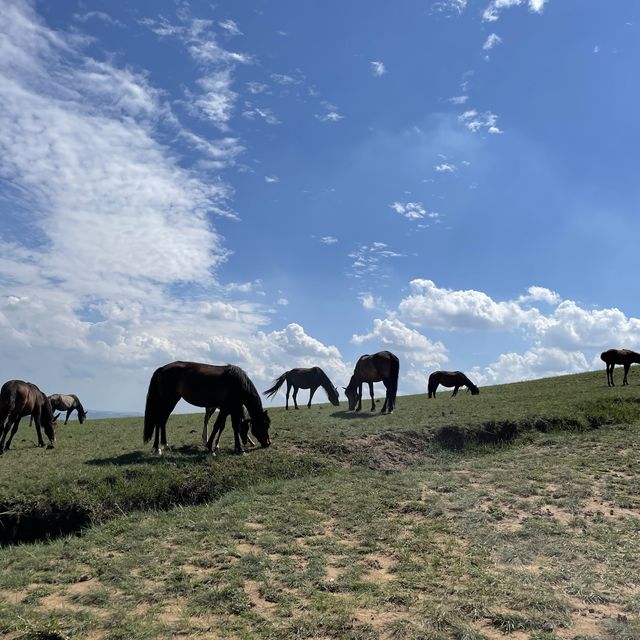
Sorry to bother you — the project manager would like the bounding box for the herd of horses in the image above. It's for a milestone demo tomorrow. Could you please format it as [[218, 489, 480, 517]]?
[[1, 348, 638, 455]]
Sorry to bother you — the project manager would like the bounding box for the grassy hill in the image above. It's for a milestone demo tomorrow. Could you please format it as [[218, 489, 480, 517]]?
[[1, 369, 640, 639]]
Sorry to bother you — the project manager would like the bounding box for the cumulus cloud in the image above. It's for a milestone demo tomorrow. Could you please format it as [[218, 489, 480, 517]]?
[[398, 280, 540, 331]]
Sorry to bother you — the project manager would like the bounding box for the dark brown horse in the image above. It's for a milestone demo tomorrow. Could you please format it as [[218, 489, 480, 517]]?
[[144, 361, 271, 455], [428, 371, 479, 398], [263, 367, 340, 409], [202, 405, 255, 452], [600, 349, 640, 387], [0, 380, 58, 452], [344, 351, 399, 413]]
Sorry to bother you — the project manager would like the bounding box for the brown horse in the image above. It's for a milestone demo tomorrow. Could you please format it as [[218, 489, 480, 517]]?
[[48, 394, 87, 424], [600, 349, 640, 387], [202, 406, 255, 452], [428, 371, 479, 398], [344, 351, 399, 413], [0, 380, 58, 452], [263, 367, 340, 409], [144, 361, 271, 455]]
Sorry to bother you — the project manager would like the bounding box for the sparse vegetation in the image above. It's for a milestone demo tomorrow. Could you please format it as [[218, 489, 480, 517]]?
[[1, 369, 640, 639]]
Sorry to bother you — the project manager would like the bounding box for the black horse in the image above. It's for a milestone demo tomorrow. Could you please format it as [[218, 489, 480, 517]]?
[[600, 349, 640, 387], [0, 380, 58, 452], [144, 361, 270, 455], [427, 371, 479, 398], [263, 367, 340, 409], [344, 351, 399, 413]]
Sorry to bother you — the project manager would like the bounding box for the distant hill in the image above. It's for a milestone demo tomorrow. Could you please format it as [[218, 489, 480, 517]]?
[[81, 410, 143, 420]]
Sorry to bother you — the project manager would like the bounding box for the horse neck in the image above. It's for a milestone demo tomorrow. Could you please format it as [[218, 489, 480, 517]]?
[[242, 390, 264, 423]]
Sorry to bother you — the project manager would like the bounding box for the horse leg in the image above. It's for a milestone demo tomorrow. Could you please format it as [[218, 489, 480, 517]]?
[[65, 410, 71, 425], [206, 411, 228, 453], [153, 393, 180, 455], [285, 381, 291, 410], [6, 415, 25, 449], [381, 382, 388, 414], [369, 382, 375, 412], [292, 386, 299, 410], [623, 363, 631, 386], [451, 386, 459, 397], [356, 383, 363, 412], [0, 418, 9, 452], [231, 408, 244, 454], [307, 385, 317, 408]]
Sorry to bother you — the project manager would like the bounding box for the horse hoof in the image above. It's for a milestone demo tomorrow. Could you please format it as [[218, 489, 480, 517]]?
[[46, 444, 55, 449]]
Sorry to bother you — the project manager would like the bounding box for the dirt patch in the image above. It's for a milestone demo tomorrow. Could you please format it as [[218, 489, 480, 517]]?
[[342, 431, 435, 472], [236, 541, 261, 555], [475, 621, 529, 639], [362, 554, 395, 584], [352, 608, 407, 637], [244, 580, 277, 620]]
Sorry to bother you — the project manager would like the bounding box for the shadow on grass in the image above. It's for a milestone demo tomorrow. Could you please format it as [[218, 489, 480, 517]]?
[[331, 410, 387, 420], [84, 443, 263, 466]]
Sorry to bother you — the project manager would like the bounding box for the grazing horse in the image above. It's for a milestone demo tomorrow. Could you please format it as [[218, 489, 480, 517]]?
[[344, 351, 399, 413], [428, 371, 479, 398], [263, 367, 340, 410], [144, 361, 271, 455], [202, 405, 255, 452], [600, 349, 640, 387], [48, 394, 87, 424], [0, 380, 58, 452]]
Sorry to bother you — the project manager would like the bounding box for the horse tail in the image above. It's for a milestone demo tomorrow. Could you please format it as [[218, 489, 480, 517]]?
[[0, 383, 15, 429], [427, 371, 437, 397], [143, 367, 163, 443], [263, 372, 288, 399]]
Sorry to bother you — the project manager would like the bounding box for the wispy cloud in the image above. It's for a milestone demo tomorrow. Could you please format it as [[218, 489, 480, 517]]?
[[370, 61, 386, 77], [264, 175, 279, 183], [483, 33, 502, 50], [431, 0, 468, 15], [483, 0, 549, 22], [448, 95, 469, 105], [320, 236, 339, 244], [434, 163, 457, 173], [348, 243, 404, 280], [242, 102, 280, 125], [219, 19, 242, 36]]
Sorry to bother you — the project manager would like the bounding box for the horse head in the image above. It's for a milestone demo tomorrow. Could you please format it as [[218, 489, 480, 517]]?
[[251, 409, 271, 447], [78, 409, 87, 424], [46, 412, 60, 445], [328, 386, 340, 407], [343, 384, 358, 411]]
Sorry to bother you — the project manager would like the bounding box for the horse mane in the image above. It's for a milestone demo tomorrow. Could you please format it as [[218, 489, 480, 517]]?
[[71, 394, 86, 415], [225, 364, 265, 425], [316, 367, 338, 401], [39, 392, 56, 440]]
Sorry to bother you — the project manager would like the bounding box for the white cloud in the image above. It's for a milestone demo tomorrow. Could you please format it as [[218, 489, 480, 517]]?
[[399, 280, 540, 331], [352, 318, 448, 391], [316, 110, 344, 122], [435, 163, 457, 172], [320, 236, 338, 244], [518, 286, 561, 305], [219, 19, 242, 36], [348, 243, 404, 280], [483, 0, 548, 22], [264, 175, 280, 183], [459, 109, 503, 134], [276, 298, 289, 306], [242, 103, 280, 125], [370, 61, 386, 77], [483, 33, 502, 50], [432, 0, 468, 15], [391, 201, 440, 221], [449, 95, 469, 105]]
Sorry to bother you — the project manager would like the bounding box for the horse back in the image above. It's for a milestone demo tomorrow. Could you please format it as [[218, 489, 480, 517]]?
[[0, 380, 44, 417]]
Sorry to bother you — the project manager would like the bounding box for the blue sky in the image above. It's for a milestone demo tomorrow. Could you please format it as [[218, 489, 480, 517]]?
[[1, 0, 639, 411]]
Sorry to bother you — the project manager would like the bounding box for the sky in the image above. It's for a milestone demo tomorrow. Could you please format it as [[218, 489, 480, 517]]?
[[1, 0, 639, 412]]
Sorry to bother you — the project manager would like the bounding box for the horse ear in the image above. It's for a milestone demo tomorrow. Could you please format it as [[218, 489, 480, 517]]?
[[342, 386, 346, 390]]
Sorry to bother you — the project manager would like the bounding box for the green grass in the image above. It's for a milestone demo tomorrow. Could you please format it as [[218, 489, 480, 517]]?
[[1, 369, 640, 639]]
